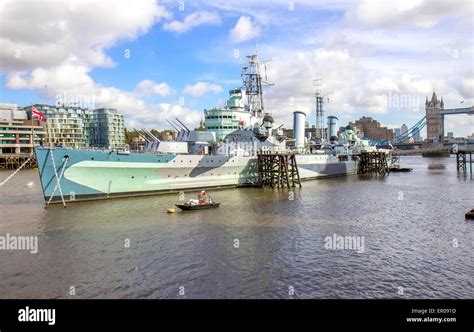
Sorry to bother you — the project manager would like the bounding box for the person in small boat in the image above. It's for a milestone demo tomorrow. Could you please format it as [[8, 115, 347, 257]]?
[[197, 191, 211, 205]]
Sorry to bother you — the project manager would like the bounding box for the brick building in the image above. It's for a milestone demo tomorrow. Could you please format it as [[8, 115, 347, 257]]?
[[349, 116, 394, 141]]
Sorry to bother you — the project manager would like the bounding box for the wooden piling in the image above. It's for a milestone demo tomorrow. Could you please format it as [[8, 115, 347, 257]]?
[[457, 151, 473, 178], [358, 152, 389, 175], [0, 154, 37, 170], [257, 152, 301, 188]]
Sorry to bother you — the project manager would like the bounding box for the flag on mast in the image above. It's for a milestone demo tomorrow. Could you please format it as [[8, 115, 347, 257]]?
[[32, 106, 46, 122]]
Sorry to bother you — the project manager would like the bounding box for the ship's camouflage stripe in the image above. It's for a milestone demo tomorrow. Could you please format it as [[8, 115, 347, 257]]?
[[188, 155, 233, 177]]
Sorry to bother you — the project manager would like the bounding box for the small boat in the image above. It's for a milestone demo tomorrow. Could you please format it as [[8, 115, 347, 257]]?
[[465, 209, 474, 220], [175, 190, 220, 211], [176, 202, 220, 211]]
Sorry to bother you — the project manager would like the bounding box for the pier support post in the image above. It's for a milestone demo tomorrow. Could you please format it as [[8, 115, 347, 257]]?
[[358, 152, 389, 175], [257, 152, 301, 188]]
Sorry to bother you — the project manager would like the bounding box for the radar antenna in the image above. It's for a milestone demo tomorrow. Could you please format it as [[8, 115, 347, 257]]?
[[241, 46, 274, 118]]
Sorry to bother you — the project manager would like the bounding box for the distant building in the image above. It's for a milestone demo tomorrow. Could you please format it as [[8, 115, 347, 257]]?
[[412, 127, 421, 142], [160, 130, 177, 141], [394, 127, 401, 138], [130, 135, 146, 152], [0, 118, 47, 155], [400, 123, 408, 135], [90, 108, 125, 148], [0, 103, 27, 121], [23, 104, 125, 148], [195, 118, 206, 131], [0, 103, 47, 155], [23, 104, 92, 147], [445, 132, 462, 143], [348, 116, 394, 141], [449, 137, 467, 144]]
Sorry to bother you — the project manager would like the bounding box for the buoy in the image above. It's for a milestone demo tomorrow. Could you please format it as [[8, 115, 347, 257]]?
[[167, 208, 176, 213]]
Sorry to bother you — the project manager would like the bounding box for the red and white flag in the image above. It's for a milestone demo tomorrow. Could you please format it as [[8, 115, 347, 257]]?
[[32, 106, 46, 122]]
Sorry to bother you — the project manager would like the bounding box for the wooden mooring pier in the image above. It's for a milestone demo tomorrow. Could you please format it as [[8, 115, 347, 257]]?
[[357, 152, 389, 175], [257, 152, 301, 188], [0, 154, 37, 170], [456, 151, 473, 177]]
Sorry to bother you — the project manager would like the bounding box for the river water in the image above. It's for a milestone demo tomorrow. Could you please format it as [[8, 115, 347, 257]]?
[[0, 155, 472, 299]]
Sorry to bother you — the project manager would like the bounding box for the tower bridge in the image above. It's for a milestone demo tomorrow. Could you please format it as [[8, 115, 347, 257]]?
[[425, 91, 474, 144], [386, 92, 473, 156]]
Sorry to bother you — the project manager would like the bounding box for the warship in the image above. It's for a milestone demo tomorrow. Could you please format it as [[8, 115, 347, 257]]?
[[35, 52, 383, 204]]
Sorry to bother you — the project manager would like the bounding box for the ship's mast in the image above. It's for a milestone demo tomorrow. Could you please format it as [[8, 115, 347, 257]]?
[[241, 47, 273, 118], [313, 78, 324, 142], [313, 77, 333, 143]]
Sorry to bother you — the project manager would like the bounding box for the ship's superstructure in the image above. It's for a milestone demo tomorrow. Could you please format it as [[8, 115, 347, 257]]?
[[34, 52, 389, 204], [204, 88, 253, 141]]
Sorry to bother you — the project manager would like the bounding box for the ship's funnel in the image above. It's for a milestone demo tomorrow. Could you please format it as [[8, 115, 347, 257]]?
[[293, 111, 306, 149], [327, 116, 339, 143]]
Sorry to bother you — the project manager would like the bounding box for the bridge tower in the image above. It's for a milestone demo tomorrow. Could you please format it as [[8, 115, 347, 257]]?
[[425, 91, 444, 143]]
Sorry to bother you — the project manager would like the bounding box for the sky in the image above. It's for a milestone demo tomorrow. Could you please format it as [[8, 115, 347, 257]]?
[[0, 0, 473, 137]]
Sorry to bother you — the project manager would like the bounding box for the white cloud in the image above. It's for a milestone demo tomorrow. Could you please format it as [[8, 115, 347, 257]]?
[[182, 82, 223, 97], [229, 16, 261, 43], [6, 62, 93, 92], [347, 0, 472, 28], [459, 77, 474, 98], [163, 11, 221, 33], [0, 0, 169, 72], [4, 58, 200, 129], [135, 80, 175, 97], [260, 46, 462, 127], [2, 0, 473, 136], [0, 0, 205, 129]]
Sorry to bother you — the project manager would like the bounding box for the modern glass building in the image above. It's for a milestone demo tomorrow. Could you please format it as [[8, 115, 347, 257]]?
[[90, 108, 125, 148], [23, 105, 125, 148]]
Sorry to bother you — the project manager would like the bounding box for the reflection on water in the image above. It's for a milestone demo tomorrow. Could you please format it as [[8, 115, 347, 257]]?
[[0, 155, 472, 299]]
